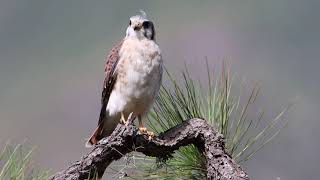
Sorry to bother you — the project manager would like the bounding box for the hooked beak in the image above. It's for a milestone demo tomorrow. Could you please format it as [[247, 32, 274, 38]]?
[[133, 23, 142, 31]]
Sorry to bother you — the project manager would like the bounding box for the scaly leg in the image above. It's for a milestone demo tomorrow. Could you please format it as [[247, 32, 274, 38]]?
[[138, 115, 147, 132], [120, 112, 129, 126], [138, 115, 155, 140]]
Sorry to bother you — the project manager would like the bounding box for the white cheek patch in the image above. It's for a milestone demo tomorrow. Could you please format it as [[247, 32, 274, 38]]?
[[126, 27, 134, 37], [126, 27, 144, 39]]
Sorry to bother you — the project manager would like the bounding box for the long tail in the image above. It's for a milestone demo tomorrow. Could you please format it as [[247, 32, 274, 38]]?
[[85, 124, 104, 148], [86, 102, 108, 148]]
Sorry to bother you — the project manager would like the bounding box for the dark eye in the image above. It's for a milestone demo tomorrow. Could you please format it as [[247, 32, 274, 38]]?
[[142, 21, 150, 29], [129, 20, 131, 26]]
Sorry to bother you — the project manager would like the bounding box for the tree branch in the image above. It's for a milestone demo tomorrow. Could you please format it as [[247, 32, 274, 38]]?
[[50, 118, 249, 180]]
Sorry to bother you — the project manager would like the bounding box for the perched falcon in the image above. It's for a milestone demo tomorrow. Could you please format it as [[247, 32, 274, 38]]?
[[86, 12, 163, 147]]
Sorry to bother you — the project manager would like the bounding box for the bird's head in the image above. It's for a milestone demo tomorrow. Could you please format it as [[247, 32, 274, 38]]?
[[126, 11, 155, 41]]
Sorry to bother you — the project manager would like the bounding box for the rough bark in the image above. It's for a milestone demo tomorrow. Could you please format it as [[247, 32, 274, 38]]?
[[50, 118, 249, 180]]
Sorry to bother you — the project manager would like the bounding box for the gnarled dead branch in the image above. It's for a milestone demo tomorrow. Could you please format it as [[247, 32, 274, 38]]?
[[50, 118, 249, 180]]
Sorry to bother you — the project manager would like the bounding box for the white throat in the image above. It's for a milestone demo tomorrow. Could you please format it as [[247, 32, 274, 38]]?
[[125, 27, 146, 40]]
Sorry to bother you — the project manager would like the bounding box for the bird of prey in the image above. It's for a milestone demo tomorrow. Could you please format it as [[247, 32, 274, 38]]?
[[86, 12, 163, 147]]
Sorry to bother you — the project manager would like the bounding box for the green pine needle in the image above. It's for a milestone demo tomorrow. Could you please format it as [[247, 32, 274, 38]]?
[[112, 61, 290, 179], [0, 142, 50, 180]]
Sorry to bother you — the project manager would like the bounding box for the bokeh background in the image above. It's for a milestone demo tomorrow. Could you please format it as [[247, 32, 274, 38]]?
[[0, 1, 319, 179]]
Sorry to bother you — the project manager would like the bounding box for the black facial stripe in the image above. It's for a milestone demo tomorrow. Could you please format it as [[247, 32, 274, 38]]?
[[150, 22, 155, 40], [143, 21, 155, 40], [142, 21, 150, 29]]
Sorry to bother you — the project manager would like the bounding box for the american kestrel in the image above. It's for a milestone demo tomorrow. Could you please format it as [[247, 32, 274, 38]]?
[[86, 12, 163, 147]]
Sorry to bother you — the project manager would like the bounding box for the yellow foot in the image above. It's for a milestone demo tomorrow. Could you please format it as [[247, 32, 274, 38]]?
[[138, 127, 155, 140], [120, 112, 129, 126], [138, 127, 147, 133], [147, 131, 155, 140]]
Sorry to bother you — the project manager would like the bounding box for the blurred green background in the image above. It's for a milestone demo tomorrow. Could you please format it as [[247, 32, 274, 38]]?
[[0, 0, 319, 179]]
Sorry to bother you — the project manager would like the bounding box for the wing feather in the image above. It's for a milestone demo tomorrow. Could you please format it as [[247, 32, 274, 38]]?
[[98, 40, 124, 125], [86, 40, 123, 147]]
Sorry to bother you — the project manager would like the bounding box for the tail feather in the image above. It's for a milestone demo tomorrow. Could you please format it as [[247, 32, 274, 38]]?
[[85, 125, 104, 148]]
